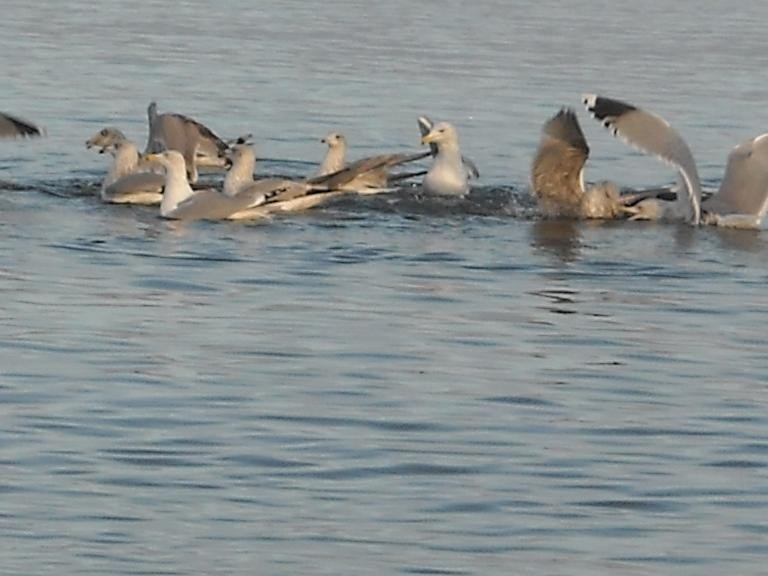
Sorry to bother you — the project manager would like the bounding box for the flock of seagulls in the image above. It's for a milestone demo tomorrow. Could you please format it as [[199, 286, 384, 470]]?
[[532, 95, 768, 229], [3, 94, 768, 229]]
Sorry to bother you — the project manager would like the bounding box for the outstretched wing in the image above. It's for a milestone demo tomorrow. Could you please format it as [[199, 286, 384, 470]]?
[[0, 112, 42, 138], [531, 108, 589, 217], [583, 94, 701, 225]]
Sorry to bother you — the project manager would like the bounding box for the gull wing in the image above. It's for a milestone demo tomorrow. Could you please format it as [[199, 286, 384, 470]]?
[[102, 172, 165, 204], [168, 187, 267, 221], [531, 108, 589, 217], [0, 112, 42, 138], [583, 94, 701, 225], [703, 133, 768, 223]]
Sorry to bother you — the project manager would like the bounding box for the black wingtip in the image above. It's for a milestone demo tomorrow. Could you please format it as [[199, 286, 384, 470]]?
[[582, 94, 637, 122]]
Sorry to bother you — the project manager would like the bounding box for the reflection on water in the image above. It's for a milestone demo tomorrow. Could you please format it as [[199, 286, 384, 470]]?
[[712, 227, 766, 253], [530, 219, 582, 263]]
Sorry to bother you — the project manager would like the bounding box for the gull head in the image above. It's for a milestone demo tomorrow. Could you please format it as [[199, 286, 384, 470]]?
[[321, 132, 346, 148], [86, 127, 127, 153], [225, 142, 255, 167], [421, 122, 458, 148]]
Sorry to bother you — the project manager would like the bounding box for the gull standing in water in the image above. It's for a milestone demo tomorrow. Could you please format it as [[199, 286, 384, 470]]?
[[531, 108, 625, 219], [418, 118, 478, 196], [584, 94, 768, 229], [315, 131, 430, 193], [86, 127, 165, 204], [145, 102, 229, 183], [0, 112, 42, 139]]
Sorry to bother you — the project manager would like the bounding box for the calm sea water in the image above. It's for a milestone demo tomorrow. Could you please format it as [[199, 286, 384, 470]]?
[[2, 1, 768, 575]]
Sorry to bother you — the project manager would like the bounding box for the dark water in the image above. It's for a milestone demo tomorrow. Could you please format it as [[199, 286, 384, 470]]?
[[2, 1, 768, 574]]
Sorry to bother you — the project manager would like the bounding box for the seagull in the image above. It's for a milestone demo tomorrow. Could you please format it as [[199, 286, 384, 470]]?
[[315, 131, 430, 193], [317, 132, 347, 177], [144, 150, 271, 220], [583, 94, 701, 225], [0, 112, 42, 139], [221, 142, 342, 218], [584, 94, 768, 229], [145, 102, 229, 183], [530, 108, 625, 219], [86, 127, 164, 204], [418, 118, 478, 196]]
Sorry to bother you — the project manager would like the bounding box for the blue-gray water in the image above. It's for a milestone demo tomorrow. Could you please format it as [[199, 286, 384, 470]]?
[[2, 1, 768, 574]]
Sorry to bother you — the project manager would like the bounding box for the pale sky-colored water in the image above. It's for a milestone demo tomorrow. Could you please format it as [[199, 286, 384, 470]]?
[[2, 2, 768, 575]]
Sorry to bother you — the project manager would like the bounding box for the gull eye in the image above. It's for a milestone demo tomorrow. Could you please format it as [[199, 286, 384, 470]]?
[[100, 129, 108, 136]]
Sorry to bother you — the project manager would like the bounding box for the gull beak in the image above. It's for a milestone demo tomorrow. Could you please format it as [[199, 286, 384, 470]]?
[[143, 153, 163, 165], [321, 138, 327, 144], [421, 132, 437, 145]]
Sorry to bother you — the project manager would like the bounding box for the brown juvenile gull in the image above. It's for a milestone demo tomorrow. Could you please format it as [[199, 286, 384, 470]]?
[[145, 102, 229, 183], [86, 127, 165, 204], [315, 131, 430, 194], [531, 108, 625, 219], [0, 112, 42, 139]]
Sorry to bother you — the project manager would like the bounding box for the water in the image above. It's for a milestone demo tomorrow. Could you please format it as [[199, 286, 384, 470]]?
[[2, 1, 768, 574]]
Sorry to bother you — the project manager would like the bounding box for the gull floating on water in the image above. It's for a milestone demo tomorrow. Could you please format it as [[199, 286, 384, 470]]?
[[418, 117, 478, 196], [221, 142, 341, 218], [531, 108, 625, 219], [145, 150, 277, 221], [315, 131, 430, 193], [0, 112, 42, 139], [86, 127, 165, 204], [145, 102, 229, 183], [146, 148, 338, 221], [584, 94, 768, 229]]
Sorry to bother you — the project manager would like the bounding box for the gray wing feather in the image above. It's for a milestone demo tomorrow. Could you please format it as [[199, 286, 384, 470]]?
[[584, 94, 701, 224], [309, 151, 430, 190], [103, 172, 165, 204], [462, 156, 480, 179], [703, 134, 768, 218], [147, 104, 228, 166], [170, 188, 267, 221], [0, 112, 42, 138]]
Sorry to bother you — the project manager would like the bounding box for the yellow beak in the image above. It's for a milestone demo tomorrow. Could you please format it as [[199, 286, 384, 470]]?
[[421, 132, 437, 145]]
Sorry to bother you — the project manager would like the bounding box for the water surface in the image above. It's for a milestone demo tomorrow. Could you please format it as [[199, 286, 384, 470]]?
[[2, 1, 768, 574]]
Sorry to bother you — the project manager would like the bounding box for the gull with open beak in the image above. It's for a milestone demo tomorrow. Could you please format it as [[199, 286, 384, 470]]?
[[86, 127, 165, 204]]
